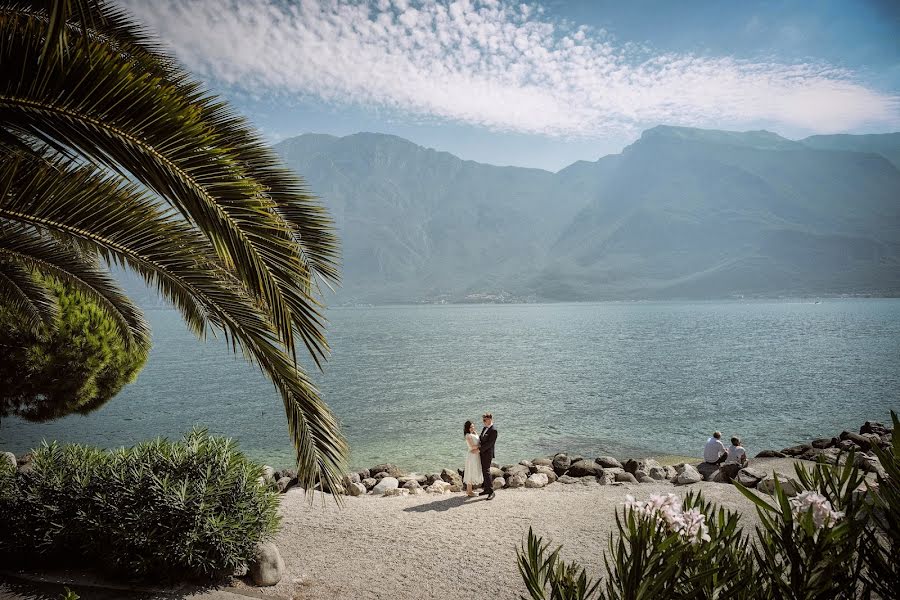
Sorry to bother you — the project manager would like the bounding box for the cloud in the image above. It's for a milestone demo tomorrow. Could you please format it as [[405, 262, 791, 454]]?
[[120, 0, 899, 136]]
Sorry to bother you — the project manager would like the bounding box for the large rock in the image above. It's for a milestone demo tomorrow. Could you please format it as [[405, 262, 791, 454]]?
[[811, 438, 837, 449], [250, 542, 284, 587], [567, 459, 604, 478], [361, 478, 377, 491], [839, 432, 873, 451], [402, 479, 421, 490], [489, 467, 504, 478], [780, 444, 811, 457], [275, 477, 293, 493], [755, 450, 787, 458], [647, 466, 669, 481], [736, 467, 766, 488], [1, 452, 16, 470], [347, 482, 367, 496], [342, 472, 361, 487], [675, 464, 702, 485], [505, 464, 531, 479], [371, 463, 404, 478], [506, 473, 527, 488], [425, 473, 443, 486], [261, 466, 276, 482], [557, 475, 579, 484], [625, 458, 662, 475], [398, 474, 427, 485], [519, 460, 535, 469], [534, 466, 558, 484], [492, 477, 506, 490], [615, 472, 638, 484], [757, 474, 800, 496], [860, 421, 890, 436], [696, 462, 719, 481], [552, 453, 571, 475], [441, 468, 463, 487], [525, 473, 549, 488], [357, 468, 371, 480], [595, 456, 623, 469], [372, 477, 399, 495], [854, 453, 885, 478], [532, 458, 553, 468], [383, 488, 410, 497], [426, 481, 451, 494]]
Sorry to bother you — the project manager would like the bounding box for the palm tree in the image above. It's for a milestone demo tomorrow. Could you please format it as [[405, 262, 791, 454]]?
[[0, 0, 347, 491]]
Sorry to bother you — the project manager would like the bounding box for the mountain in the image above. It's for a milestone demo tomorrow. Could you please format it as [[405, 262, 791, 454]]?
[[272, 126, 900, 303]]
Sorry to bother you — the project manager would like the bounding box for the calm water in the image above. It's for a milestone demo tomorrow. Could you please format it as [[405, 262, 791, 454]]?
[[2, 300, 899, 472]]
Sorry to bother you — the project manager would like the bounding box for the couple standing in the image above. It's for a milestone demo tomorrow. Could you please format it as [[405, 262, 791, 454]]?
[[462, 413, 498, 500]]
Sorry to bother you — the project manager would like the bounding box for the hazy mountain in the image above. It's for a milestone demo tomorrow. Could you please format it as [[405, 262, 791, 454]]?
[[271, 126, 900, 303]]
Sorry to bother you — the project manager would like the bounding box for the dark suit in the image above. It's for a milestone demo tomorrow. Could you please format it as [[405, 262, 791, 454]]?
[[479, 425, 497, 491]]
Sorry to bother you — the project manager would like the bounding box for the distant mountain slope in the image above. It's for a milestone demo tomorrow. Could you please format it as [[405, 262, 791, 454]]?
[[271, 127, 900, 303], [800, 132, 900, 170]]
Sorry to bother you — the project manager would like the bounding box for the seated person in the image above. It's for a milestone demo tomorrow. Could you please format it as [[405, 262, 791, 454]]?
[[721, 436, 748, 481], [703, 431, 727, 465]]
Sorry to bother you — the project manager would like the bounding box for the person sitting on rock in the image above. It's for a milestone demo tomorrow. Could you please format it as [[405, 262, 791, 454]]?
[[721, 436, 748, 481], [703, 431, 727, 466]]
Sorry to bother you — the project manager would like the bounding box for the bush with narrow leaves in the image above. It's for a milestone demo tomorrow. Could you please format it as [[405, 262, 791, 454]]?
[[518, 411, 898, 600], [0, 429, 280, 579]]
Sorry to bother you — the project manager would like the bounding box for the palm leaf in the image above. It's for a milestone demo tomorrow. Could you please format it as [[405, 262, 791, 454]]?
[[0, 259, 57, 331]]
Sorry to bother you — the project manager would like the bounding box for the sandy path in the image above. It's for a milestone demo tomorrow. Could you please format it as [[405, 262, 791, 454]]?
[[249, 474, 780, 600]]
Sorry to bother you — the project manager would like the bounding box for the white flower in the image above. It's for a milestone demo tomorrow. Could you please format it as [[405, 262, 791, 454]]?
[[672, 508, 711, 545], [623, 493, 709, 544], [789, 491, 844, 529]]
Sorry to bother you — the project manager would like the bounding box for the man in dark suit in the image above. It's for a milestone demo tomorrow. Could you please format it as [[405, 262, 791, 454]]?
[[479, 412, 498, 499]]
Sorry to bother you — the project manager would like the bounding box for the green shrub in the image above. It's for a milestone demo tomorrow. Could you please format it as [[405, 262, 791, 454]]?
[[518, 412, 898, 600], [0, 428, 280, 579]]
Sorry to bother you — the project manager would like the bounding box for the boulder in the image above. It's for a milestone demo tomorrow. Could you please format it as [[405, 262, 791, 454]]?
[[519, 460, 534, 469], [818, 448, 842, 465], [798, 448, 824, 462], [357, 468, 371, 480], [882, 433, 893, 447], [489, 467, 504, 478], [408, 487, 425, 496], [249, 542, 284, 587], [839, 432, 872, 451], [532, 458, 553, 467], [567, 459, 604, 478], [402, 479, 421, 490], [261, 466, 276, 482], [854, 453, 885, 478], [839, 440, 860, 452], [638, 475, 655, 484], [755, 450, 787, 458], [372, 477, 399, 495], [719, 463, 741, 482], [370, 463, 402, 477], [398, 474, 427, 485], [552, 453, 571, 475], [347, 482, 367, 496], [448, 483, 464, 493], [757, 474, 799, 497], [361, 478, 377, 491], [535, 466, 558, 484], [275, 477, 293, 493], [342, 472, 361, 487], [595, 456, 623, 469], [675, 464, 702, 485], [615, 472, 638, 484], [647, 466, 669, 481], [780, 444, 811, 457], [277, 468, 297, 481], [663, 466, 678, 480], [625, 458, 662, 475], [425, 473, 443, 486], [426, 481, 451, 494], [525, 473, 549, 488], [557, 475, 579, 484], [696, 462, 719, 481], [383, 488, 410, 497], [506, 473, 527, 488], [736, 467, 765, 488], [811, 438, 835, 449], [860, 421, 890, 436], [492, 477, 506, 490], [441, 468, 463, 487], [569, 455, 585, 465], [1, 452, 16, 470], [711, 470, 730, 484], [504, 464, 531, 479]]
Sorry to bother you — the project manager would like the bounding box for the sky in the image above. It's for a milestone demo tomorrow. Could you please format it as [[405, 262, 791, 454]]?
[[121, 0, 899, 171]]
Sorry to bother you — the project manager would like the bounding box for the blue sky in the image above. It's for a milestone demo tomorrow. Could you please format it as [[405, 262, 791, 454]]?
[[124, 0, 899, 171]]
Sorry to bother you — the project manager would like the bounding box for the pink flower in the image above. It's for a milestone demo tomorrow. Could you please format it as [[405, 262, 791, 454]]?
[[789, 491, 844, 529], [623, 494, 709, 544]]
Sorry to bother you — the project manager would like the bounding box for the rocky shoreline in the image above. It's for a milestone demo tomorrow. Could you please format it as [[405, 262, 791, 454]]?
[[256, 419, 892, 499]]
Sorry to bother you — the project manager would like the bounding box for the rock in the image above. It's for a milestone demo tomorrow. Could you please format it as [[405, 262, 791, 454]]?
[[839, 440, 860, 452], [557, 475, 579, 484], [441, 468, 462, 487], [780, 444, 811, 457], [755, 450, 788, 458], [492, 477, 506, 490], [426, 481, 451, 494], [860, 421, 890, 436], [711, 469, 731, 484], [525, 473, 549, 488], [276, 477, 293, 493], [647, 466, 669, 480], [625, 458, 661, 475], [425, 473, 443, 486], [569, 455, 584, 465], [408, 487, 425, 496], [818, 448, 842, 465], [448, 483, 463, 493], [811, 438, 835, 449], [675, 464, 702, 485], [799, 448, 824, 462], [696, 462, 719, 481], [370, 463, 403, 477], [638, 475, 655, 484], [402, 479, 421, 490], [398, 474, 427, 485], [505, 464, 531, 479], [489, 467, 503, 478], [249, 542, 284, 587], [854, 453, 885, 478], [615, 472, 638, 484], [278, 468, 297, 481], [261, 466, 276, 482], [233, 563, 249, 577], [757, 474, 799, 497], [567, 459, 604, 478], [1, 452, 15, 470], [357, 468, 371, 480], [506, 473, 527, 488], [342, 472, 361, 488], [736, 467, 765, 488], [839, 431, 873, 451], [881, 433, 893, 447], [347, 482, 366, 496], [491, 461, 500, 468], [663, 466, 678, 480], [534, 466, 558, 484], [720, 464, 741, 482], [532, 458, 553, 467], [17, 461, 34, 475], [372, 477, 399, 495], [361, 478, 377, 491], [552, 453, 571, 475], [595, 456, 623, 469], [519, 460, 534, 468], [256, 476, 268, 487], [383, 488, 410, 497]]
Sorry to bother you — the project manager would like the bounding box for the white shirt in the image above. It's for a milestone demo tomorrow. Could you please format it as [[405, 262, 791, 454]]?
[[703, 437, 726, 463], [725, 445, 747, 465]]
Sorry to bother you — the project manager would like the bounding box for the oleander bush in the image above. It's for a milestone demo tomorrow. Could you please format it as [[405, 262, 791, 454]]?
[[0, 428, 280, 579], [518, 411, 898, 600]]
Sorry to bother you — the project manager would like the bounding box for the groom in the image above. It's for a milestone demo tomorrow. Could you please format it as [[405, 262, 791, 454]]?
[[479, 413, 498, 499]]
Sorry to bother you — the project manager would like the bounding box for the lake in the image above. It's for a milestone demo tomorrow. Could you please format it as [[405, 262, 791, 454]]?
[[2, 300, 898, 472]]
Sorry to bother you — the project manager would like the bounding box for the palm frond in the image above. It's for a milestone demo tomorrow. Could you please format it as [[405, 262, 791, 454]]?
[[0, 259, 57, 331]]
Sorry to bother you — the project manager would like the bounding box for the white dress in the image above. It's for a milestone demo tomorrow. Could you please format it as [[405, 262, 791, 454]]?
[[463, 433, 483, 485]]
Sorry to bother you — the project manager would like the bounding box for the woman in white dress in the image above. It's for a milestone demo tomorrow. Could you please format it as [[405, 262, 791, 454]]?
[[463, 420, 483, 497]]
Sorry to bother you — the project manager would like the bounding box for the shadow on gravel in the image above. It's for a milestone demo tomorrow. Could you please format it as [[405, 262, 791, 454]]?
[[0, 575, 228, 600], [402, 495, 481, 513]]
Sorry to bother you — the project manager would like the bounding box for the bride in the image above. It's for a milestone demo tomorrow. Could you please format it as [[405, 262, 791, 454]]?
[[463, 420, 483, 497]]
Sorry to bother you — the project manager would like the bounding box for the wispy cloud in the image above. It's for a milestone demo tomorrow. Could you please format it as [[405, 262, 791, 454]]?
[[120, 0, 899, 136]]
